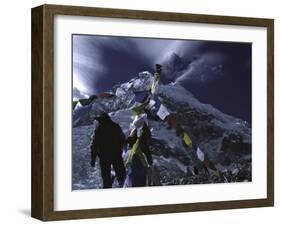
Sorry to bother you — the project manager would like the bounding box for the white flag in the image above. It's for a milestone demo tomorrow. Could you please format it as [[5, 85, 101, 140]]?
[[156, 104, 170, 120], [147, 99, 156, 110], [196, 147, 205, 162]]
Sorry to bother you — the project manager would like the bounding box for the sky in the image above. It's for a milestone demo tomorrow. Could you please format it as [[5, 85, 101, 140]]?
[[72, 34, 252, 123]]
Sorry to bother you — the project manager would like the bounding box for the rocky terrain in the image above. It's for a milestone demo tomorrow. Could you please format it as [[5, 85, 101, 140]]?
[[72, 71, 251, 190]]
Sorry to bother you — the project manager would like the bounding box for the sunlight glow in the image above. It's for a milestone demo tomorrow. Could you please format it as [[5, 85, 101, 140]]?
[[73, 71, 87, 93]]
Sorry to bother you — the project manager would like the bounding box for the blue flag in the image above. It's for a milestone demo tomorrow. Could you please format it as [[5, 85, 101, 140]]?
[[134, 91, 149, 103]]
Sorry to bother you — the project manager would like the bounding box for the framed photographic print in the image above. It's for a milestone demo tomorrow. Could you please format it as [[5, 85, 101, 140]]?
[[31, 4, 274, 221]]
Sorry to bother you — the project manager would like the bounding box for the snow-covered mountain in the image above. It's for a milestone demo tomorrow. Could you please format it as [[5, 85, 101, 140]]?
[[73, 87, 90, 100], [160, 52, 224, 84], [160, 52, 191, 84], [72, 71, 251, 190]]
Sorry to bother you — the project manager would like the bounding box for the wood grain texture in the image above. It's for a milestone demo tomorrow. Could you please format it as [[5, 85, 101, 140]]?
[[44, 4, 272, 26], [31, 4, 274, 221], [266, 19, 274, 206], [31, 5, 55, 220], [31, 5, 44, 220]]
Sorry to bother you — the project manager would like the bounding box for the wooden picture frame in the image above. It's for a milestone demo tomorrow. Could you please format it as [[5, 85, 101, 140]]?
[[31, 4, 274, 221]]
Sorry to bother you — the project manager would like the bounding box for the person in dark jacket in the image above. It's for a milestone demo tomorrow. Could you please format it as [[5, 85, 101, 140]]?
[[90, 113, 126, 188]]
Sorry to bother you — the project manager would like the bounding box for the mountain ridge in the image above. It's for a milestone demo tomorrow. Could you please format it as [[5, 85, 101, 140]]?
[[72, 71, 251, 189]]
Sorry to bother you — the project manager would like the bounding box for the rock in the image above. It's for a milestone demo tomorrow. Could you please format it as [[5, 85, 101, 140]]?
[[72, 71, 252, 189]]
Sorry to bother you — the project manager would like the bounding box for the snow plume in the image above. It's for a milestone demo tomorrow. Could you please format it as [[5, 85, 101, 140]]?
[[73, 87, 89, 101], [73, 35, 106, 94], [174, 51, 224, 83], [73, 35, 153, 95]]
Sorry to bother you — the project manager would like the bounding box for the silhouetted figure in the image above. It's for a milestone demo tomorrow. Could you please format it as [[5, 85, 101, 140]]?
[[90, 113, 126, 188]]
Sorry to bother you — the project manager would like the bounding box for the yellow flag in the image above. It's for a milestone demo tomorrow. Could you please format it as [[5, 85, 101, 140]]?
[[125, 139, 148, 168], [183, 132, 192, 147], [211, 169, 220, 177]]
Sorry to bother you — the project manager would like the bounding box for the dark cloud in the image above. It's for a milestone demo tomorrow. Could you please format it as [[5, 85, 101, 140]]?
[[72, 35, 202, 94], [73, 35, 157, 94], [179, 42, 252, 122]]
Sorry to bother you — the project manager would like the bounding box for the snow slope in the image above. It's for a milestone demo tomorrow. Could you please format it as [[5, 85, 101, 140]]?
[[72, 71, 251, 189]]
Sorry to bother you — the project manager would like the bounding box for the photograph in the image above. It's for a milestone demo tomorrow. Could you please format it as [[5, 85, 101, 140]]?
[[71, 34, 252, 190], [30, 3, 274, 221]]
